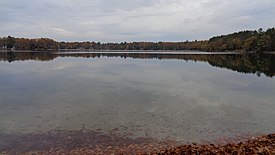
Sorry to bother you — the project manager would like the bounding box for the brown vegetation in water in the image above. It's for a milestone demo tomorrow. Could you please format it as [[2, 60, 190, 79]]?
[[156, 134, 275, 155], [0, 128, 274, 155], [0, 128, 178, 155]]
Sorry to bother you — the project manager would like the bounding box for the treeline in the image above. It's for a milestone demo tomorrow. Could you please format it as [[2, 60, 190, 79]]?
[[0, 37, 58, 50], [207, 28, 275, 52], [0, 27, 274, 52]]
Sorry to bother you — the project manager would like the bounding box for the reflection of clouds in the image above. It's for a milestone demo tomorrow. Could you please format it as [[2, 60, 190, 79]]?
[[50, 58, 132, 71], [1, 56, 275, 141], [51, 64, 72, 71]]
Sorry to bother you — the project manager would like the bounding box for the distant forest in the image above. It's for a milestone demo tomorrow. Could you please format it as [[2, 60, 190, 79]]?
[[0, 27, 275, 52]]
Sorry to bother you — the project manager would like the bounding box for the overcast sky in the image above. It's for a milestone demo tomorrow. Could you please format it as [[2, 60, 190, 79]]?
[[0, 0, 275, 42]]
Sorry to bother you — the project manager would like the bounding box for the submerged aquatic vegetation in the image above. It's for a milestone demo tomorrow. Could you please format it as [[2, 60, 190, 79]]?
[[156, 134, 275, 155], [0, 128, 274, 154]]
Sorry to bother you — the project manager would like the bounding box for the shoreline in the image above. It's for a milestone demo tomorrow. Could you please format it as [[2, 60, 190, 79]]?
[[157, 134, 275, 155], [1, 129, 274, 154], [1, 49, 274, 55]]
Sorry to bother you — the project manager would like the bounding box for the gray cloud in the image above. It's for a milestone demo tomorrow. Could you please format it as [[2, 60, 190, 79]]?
[[0, 0, 274, 42]]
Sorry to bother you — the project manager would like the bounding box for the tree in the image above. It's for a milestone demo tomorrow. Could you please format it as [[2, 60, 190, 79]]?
[[0, 37, 4, 48], [257, 34, 272, 52], [258, 28, 263, 33], [232, 38, 242, 50], [7, 36, 16, 49], [265, 28, 275, 51], [244, 36, 257, 51]]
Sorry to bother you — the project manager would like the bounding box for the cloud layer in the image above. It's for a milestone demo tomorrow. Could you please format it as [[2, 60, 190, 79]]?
[[0, 0, 275, 42]]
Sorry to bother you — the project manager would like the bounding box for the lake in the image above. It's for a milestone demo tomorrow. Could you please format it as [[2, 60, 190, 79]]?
[[0, 51, 275, 152]]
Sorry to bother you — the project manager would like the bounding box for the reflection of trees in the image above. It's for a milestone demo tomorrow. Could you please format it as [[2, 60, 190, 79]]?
[[206, 54, 275, 77], [0, 52, 274, 77], [0, 52, 56, 62]]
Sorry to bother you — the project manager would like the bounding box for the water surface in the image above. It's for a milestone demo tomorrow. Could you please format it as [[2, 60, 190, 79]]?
[[0, 51, 275, 146]]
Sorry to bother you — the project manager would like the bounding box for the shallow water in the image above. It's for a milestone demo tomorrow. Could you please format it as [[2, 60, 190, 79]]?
[[0, 51, 275, 145]]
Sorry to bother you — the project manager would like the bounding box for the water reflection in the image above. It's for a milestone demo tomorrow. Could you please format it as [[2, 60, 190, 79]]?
[[0, 51, 275, 153], [0, 51, 274, 77]]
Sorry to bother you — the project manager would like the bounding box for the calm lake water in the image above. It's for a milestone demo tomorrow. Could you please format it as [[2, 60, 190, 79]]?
[[0, 51, 275, 149]]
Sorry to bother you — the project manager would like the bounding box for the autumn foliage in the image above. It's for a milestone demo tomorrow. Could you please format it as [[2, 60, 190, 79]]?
[[0, 27, 275, 52]]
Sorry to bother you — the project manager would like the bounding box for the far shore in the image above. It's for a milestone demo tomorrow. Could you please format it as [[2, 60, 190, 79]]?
[[1, 49, 272, 55]]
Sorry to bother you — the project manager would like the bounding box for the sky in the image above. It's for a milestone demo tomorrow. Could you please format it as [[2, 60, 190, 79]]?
[[0, 0, 275, 42]]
